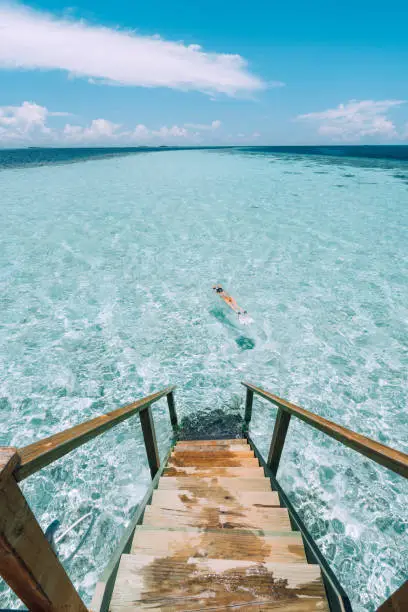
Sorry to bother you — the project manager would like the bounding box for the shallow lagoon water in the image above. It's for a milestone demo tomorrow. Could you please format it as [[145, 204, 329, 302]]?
[[0, 149, 407, 609]]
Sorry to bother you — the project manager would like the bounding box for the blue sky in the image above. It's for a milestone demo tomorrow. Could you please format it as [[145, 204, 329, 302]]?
[[1, 0, 408, 146]]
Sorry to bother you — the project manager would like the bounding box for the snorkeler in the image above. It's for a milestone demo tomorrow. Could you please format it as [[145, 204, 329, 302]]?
[[212, 285, 252, 324]]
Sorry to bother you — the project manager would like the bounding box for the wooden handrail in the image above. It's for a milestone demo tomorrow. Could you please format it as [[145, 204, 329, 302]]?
[[377, 579, 408, 611], [0, 386, 177, 610], [0, 449, 87, 611], [16, 386, 176, 481], [242, 382, 408, 479]]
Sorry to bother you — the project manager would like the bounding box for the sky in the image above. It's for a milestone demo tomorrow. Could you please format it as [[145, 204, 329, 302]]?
[[0, 0, 408, 146]]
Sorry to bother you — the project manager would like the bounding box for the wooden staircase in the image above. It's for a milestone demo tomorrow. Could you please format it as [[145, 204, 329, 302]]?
[[110, 439, 329, 610], [1, 384, 406, 611]]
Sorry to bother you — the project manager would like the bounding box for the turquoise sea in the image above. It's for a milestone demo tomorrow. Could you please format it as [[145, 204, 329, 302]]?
[[0, 147, 407, 610]]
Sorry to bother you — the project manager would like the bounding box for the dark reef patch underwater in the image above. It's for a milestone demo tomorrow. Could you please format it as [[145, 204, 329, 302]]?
[[235, 336, 255, 350], [178, 407, 244, 440]]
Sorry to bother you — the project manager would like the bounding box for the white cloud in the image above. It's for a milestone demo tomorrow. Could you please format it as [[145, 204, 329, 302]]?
[[184, 120, 221, 131], [63, 118, 122, 142], [49, 111, 73, 117], [0, 101, 46, 129], [0, 4, 266, 96], [127, 123, 192, 142], [0, 101, 56, 141], [0, 101, 220, 145], [62, 120, 193, 144], [297, 99, 406, 141], [153, 125, 189, 138]]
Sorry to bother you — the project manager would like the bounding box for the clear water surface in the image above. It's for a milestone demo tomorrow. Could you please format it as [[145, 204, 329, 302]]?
[[0, 148, 407, 610]]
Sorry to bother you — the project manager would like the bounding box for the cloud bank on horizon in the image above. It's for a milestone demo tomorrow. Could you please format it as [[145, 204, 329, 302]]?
[[0, 4, 268, 96], [297, 100, 406, 142], [1, 99, 407, 146], [0, 101, 244, 145]]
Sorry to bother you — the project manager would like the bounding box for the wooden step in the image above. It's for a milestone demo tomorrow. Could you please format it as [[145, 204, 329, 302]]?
[[171, 450, 255, 460], [163, 466, 265, 477], [176, 439, 246, 447], [173, 446, 253, 456], [167, 454, 259, 468], [175, 442, 249, 452], [111, 554, 328, 611], [143, 504, 292, 531], [151, 489, 280, 511], [109, 438, 329, 612], [173, 446, 252, 455], [131, 525, 306, 563], [159, 476, 271, 492]]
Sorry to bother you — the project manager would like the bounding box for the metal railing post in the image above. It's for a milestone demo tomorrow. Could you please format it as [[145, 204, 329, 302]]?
[[267, 408, 291, 475], [139, 405, 160, 479], [0, 448, 87, 611], [167, 391, 178, 433], [243, 388, 254, 432]]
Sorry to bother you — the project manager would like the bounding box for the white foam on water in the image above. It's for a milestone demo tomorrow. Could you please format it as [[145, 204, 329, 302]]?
[[0, 149, 407, 610], [238, 312, 254, 325]]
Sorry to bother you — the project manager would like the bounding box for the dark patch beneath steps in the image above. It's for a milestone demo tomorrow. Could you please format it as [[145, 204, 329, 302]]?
[[178, 408, 244, 441]]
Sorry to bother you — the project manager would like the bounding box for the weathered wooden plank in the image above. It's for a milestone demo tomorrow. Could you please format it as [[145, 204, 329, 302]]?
[[147, 479, 287, 532], [16, 386, 175, 481], [111, 555, 328, 611], [135, 525, 303, 537], [151, 489, 280, 510], [176, 439, 246, 447], [139, 405, 160, 479], [242, 382, 408, 479], [377, 579, 408, 611], [168, 455, 259, 468], [0, 474, 86, 611], [267, 408, 291, 475], [163, 466, 265, 477], [175, 443, 249, 452], [158, 476, 270, 492], [0, 448, 19, 488], [131, 527, 306, 562], [143, 504, 292, 531], [174, 446, 252, 455], [172, 444, 255, 460]]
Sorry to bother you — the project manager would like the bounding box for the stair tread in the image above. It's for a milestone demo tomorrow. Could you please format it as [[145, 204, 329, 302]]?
[[175, 444, 250, 453], [172, 448, 254, 457], [131, 526, 306, 562], [109, 439, 329, 611], [167, 455, 259, 468], [151, 490, 281, 511], [111, 554, 328, 611], [163, 466, 265, 477], [159, 477, 271, 491], [143, 504, 292, 531], [176, 439, 246, 446], [135, 525, 303, 536]]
